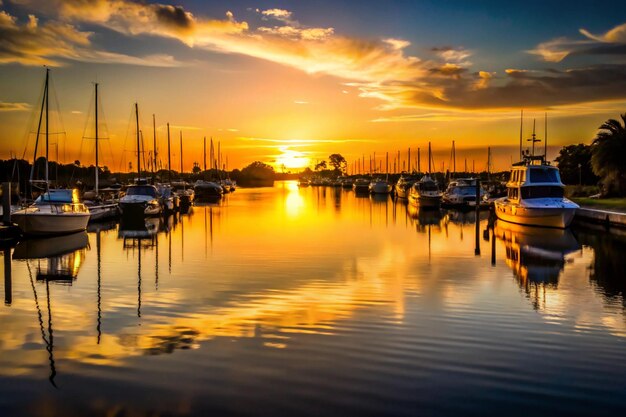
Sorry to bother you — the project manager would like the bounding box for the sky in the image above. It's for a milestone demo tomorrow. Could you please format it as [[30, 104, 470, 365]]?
[[1, 0, 626, 173]]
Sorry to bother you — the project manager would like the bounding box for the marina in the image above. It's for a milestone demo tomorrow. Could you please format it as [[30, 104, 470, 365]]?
[[1, 181, 626, 416]]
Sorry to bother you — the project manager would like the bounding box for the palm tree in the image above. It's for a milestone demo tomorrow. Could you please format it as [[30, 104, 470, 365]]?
[[591, 113, 626, 196]]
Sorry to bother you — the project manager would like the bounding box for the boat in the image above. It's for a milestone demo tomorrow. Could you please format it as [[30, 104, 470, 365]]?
[[494, 116, 579, 228], [442, 178, 484, 207], [221, 179, 236, 192], [341, 177, 354, 189], [157, 183, 178, 213], [494, 156, 578, 228], [297, 178, 310, 187], [194, 180, 224, 199], [369, 177, 392, 194], [119, 184, 162, 217], [407, 142, 442, 207], [353, 177, 370, 194], [408, 175, 442, 208], [171, 181, 194, 208], [394, 173, 419, 199], [12, 69, 91, 236]]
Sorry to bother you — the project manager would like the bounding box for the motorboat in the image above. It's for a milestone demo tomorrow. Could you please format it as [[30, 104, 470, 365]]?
[[171, 181, 194, 208], [157, 184, 178, 213], [442, 178, 484, 207], [221, 179, 237, 192], [119, 184, 162, 217], [84, 187, 120, 222], [353, 178, 370, 194], [394, 174, 419, 199], [408, 175, 442, 208], [297, 178, 310, 187], [12, 189, 91, 236], [194, 180, 224, 199], [369, 177, 392, 194], [494, 156, 578, 228], [341, 177, 354, 189]]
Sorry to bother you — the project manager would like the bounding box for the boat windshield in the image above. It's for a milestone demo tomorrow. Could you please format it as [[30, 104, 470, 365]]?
[[419, 181, 439, 192], [451, 186, 477, 196], [529, 168, 559, 183], [520, 186, 564, 199], [126, 186, 157, 197]]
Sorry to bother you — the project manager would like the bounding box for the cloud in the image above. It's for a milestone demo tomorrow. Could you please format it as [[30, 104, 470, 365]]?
[[7, 1, 626, 111], [529, 21, 626, 62], [0, 10, 180, 66], [0, 100, 30, 111]]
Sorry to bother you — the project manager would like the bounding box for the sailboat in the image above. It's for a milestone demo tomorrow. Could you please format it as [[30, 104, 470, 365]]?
[[12, 68, 91, 235], [83, 82, 119, 221], [408, 142, 442, 208], [119, 103, 162, 218]]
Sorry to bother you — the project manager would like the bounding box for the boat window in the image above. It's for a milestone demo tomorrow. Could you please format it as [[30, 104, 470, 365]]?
[[126, 186, 157, 197], [520, 171, 526, 182], [520, 186, 564, 199], [529, 168, 559, 183], [508, 188, 519, 199]]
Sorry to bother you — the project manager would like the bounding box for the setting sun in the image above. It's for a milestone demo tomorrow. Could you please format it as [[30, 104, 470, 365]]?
[[274, 147, 311, 171]]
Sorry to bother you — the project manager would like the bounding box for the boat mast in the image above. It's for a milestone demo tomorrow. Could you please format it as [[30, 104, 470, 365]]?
[[519, 109, 524, 161], [203, 136, 206, 171], [30, 69, 48, 187], [152, 114, 157, 178], [428, 141, 432, 174], [417, 147, 421, 173], [167, 122, 171, 182], [543, 112, 548, 161], [45, 68, 49, 186], [408, 147, 411, 172], [180, 131, 183, 175], [452, 140, 456, 176], [95, 82, 99, 194], [135, 102, 140, 180]]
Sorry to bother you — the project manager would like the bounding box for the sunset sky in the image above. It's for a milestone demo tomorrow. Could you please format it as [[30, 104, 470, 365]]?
[[1, 0, 626, 172]]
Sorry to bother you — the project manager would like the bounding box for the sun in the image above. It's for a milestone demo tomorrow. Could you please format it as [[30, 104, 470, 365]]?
[[275, 148, 310, 171]]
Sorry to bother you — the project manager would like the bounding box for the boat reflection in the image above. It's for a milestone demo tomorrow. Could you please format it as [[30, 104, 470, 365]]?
[[495, 221, 580, 308], [12, 232, 89, 283], [407, 204, 443, 230]]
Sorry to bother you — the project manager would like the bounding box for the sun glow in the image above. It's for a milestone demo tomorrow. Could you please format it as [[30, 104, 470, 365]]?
[[274, 147, 310, 171]]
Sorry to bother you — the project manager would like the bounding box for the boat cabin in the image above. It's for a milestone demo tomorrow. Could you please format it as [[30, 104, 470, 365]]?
[[506, 164, 565, 201]]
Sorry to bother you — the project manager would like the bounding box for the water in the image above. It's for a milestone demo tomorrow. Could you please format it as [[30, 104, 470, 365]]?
[[1, 181, 625, 416]]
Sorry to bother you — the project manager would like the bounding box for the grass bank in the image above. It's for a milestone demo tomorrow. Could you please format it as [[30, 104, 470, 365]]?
[[572, 197, 626, 212]]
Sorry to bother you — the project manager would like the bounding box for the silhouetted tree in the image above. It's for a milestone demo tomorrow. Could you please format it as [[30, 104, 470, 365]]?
[[555, 144, 598, 185], [328, 153, 347, 173], [315, 161, 327, 171], [591, 113, 626, 196]]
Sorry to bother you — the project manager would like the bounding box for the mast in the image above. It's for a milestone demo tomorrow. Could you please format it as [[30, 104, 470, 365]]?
[[543, 112, 548, 161], [167, 123, 171, 182], [45, 68, 49, 185], [417, 147, 421, 173], [30, 68, 48, 186], [179, 130, 183, 175], [452, 140, 456, 176], [408, 147, 411, 172], [152, 114, 157, 178], [135, 102, 140, 180], [519, 109, 524, 161], [203, 136, 206, 171], [95, 83, 99, 193], [428, 142, 432, 174]]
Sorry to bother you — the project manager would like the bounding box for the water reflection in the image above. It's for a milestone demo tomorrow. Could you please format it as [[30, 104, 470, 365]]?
[[1, 182, 626, 416], [495, 221, 581, 309]]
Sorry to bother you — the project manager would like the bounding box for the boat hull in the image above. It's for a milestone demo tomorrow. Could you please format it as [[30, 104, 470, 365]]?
[[408, 193, 441, 208], [12, 210, 90, 236], [494, 201, 577, 228]]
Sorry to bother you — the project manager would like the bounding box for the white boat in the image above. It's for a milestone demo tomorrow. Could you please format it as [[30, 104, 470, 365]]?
[[494, 156, 578, 228], [369, 177, 392, 194], [408, 175, 442, 208], [12, 69, 90, 236], [442, 178, 484, 207], [394, 174, 419, 199], [119, 184, 162, 217], [13, 189, 91, 236]]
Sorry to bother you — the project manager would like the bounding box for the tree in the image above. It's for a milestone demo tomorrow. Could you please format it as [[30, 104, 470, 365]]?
[[555, 144, 598, 185], [328, 153, 347, 173], [591, 113, 626, 196], [238, 161, 275, 186], [314, 161, 327, 171]]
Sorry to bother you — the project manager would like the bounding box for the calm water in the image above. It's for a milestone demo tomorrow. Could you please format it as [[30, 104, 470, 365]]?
[[1, 181, 626, 416]]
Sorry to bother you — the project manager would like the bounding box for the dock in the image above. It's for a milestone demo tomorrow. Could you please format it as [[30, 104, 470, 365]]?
[[574, 207, 626, 228]]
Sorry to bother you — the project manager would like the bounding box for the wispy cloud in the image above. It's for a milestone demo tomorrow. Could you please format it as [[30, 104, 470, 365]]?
[[0, 10, 180, 66], [0, 100, 30, 111], [5, 1, 626, 111]]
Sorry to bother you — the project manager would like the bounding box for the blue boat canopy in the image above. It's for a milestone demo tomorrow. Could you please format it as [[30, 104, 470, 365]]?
[[35, 189, 77, 204]]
